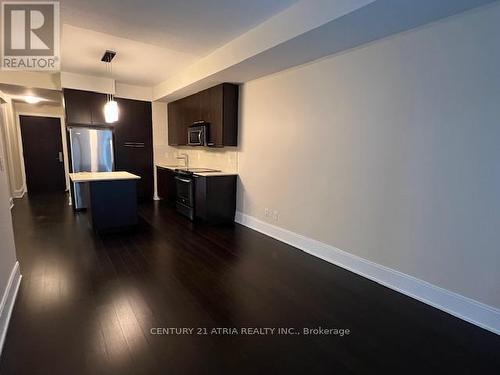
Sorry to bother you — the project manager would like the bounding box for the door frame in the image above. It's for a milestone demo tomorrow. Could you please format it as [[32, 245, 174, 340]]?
[[0, 103, 14, 209], [16, 113, 70, 195]]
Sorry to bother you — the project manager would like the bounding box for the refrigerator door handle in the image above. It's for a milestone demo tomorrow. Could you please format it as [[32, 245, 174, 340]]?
[[58, 151, 63, 162], [110, 138, 114, 171]]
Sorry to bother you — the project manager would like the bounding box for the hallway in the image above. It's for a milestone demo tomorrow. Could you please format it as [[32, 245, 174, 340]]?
[[0, 194, 499, 374]]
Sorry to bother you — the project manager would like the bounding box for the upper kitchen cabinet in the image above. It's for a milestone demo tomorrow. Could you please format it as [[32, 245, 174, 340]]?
[[63, 88, 108, 126], [200, 84, 238, 147], [167, 83, 239, 147], [167, 99, 184, 145], [89, 93, 108, 125], [63, 89, 91, 125], [114, 98, 152, 144], [167, 93, 199, 146]]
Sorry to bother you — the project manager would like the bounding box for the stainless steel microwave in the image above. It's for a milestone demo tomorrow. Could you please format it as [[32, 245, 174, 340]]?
[[187, 122, 208, 146]]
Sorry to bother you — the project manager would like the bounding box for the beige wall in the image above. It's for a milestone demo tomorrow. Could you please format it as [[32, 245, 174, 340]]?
[[237, 4, 500, 308], [0, 103, 18, 310]]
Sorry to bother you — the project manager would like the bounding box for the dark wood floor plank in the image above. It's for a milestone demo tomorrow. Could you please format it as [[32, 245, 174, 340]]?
[[0, 193, 498, 375]]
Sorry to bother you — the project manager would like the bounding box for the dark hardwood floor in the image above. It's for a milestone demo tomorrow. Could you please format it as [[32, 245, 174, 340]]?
[[0, 193, 498, 374]]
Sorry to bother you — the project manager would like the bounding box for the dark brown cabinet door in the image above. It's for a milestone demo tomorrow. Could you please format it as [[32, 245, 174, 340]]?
[[184, 93, 201, 126], [199, 85, 223, 146], [63, 89, 92, 125], [167, 99, 187, 146], [20, 116, 66, 193], [157, 167, 176, 204], [194, 175, 236, 223], [115, 98, 152, 144], [90, 93, 107, 125], [197, 83, 238, 146], [167, 100, 182, 145], [115, 146, 153, 202], [114, 99, 153, 202], [167, 83, 239, 147], [64, 88, 109, 127], [221, 83, 239, 146]]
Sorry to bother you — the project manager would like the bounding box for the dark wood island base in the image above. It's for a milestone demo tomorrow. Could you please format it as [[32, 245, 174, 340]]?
[[69, 172, 141, 232]]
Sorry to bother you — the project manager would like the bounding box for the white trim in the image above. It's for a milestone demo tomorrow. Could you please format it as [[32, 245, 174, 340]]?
[[8, 197, 13, 210], [0, 101, 19, 195], [153, 163, 160, 201], [0, 261, 22, 356], [235, 212, 500, 335], [60, 72, 153, 101], [11, 188, 25, 199]]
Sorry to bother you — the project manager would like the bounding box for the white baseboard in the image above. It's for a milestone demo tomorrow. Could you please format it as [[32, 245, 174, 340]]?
[[0, 261, 22, 356], [235, 212, 500, 335], [12, 189, 25, 199]]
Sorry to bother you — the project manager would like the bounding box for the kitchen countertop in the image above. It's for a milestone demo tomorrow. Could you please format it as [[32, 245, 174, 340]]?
[[69, 171, 141, 182], [156, 163, 238, 177]]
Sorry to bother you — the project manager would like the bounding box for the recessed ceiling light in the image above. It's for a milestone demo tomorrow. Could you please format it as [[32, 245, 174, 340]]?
[[24, 95, 42, 104]]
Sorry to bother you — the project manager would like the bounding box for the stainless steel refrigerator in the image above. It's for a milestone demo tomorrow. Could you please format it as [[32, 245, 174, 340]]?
[[69, 127, 114, 209]]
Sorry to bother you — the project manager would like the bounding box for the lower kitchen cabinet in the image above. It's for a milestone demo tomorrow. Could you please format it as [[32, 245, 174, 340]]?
[[157, 167, 176, 205], [194, 175, 237, 223], [115, 146, 153, 202]]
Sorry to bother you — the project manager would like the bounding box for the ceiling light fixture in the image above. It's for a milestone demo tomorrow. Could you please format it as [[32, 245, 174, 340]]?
[[102, 50, 118, 123], [24, 95, 42, 104]]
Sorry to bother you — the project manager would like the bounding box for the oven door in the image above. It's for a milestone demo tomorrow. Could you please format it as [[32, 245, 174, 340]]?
[[175, 175, 193, 206], [175, 175, 194, 220]]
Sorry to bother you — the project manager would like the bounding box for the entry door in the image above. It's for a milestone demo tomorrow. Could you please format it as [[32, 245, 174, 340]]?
[[20, 116, 65, 193]]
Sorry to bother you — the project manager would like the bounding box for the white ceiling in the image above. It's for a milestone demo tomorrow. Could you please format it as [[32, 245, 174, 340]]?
[[0, 84, 62, 106], [61, 24, 197, 87], [59, 0, 298, 87]]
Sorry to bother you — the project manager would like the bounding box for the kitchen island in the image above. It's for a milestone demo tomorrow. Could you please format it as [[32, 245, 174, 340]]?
[[69, 172, 141, 232]]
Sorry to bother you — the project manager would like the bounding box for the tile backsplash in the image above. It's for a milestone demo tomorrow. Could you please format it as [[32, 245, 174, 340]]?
[[154, 145, 238, 172]]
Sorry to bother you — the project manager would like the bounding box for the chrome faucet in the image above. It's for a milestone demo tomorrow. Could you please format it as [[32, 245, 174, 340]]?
[[177, 153, 189, 169]]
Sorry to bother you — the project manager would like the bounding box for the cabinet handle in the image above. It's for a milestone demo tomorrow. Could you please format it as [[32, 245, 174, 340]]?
[[175, 177, 192, 183], [124, 142, 145, 148]]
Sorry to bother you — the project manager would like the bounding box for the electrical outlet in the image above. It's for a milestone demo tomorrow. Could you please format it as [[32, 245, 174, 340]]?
[[272, 210, 278, 221], [264, 208, 270, 217]]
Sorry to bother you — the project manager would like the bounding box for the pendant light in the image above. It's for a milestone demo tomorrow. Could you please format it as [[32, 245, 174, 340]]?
[[102, 50, 119, 123]]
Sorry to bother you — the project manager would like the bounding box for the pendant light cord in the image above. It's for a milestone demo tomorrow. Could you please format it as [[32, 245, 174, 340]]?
[[110, 56, 114, 101], [105, 55, 110, 102], [103, 52, 117, 106]]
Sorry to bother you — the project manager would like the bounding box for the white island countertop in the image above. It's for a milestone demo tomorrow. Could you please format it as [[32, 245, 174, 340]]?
[[69, 171, 141, 182]]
